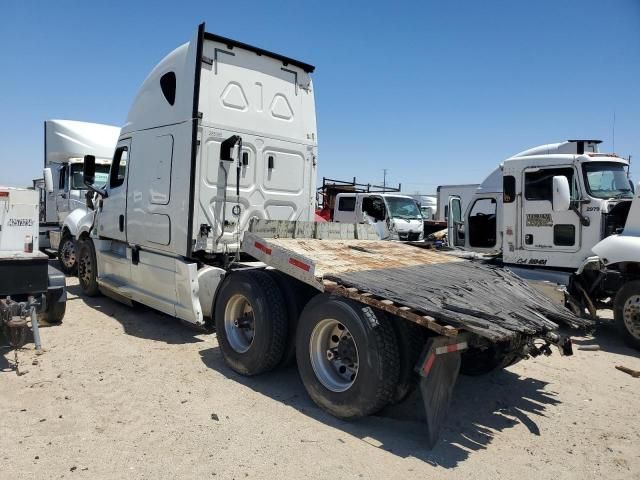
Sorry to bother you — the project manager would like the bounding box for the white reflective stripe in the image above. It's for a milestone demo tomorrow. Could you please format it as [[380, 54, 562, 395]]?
[[435, 341, 468, 355]]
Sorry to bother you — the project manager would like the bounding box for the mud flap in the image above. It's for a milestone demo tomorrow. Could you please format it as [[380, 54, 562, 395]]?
[[416, 336, 467, 448]]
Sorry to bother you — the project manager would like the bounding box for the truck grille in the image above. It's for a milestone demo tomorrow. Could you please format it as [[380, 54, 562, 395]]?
[[398, 232, 421, 241]]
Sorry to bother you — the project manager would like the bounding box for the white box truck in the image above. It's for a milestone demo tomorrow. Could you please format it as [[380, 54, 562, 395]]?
[[39, 120, 119, 273], [447, 140, 640, 348], [75, 24, 588, 446], [0, 186, 66, 348]]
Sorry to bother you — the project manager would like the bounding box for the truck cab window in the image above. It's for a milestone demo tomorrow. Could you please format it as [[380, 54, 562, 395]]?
[[582, 162, 634, 199], [503, 176, 515, 203], [110, 146, 129, 188], [362, 197, 385, 222], [525, 168, 575, 201], [338, 196, 355, 212], [468, 198, 497, 248], [58, 165, 67, 190]]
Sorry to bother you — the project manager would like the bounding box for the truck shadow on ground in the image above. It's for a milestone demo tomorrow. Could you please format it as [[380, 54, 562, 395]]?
[[68, 285, 565, 467], [66, 284, 205, 345], [199, 345, 560, 468]]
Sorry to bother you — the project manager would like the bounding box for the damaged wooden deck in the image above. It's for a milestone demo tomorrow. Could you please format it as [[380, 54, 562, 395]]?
[[242, 221, 592, 342]]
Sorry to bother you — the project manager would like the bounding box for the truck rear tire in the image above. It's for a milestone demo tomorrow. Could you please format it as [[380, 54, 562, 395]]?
[[390, 318, 425, 404], [296, 294, 399, 419], [77, 240, 100, 297], [267, 270, 316, 367], [57, 232, 77, 275], [44, 300, 66, 324], [214, 270, 288, 376], [614, 281, 640, 350]]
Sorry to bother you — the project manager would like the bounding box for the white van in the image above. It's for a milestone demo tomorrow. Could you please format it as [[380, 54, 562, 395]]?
[[333, 192, 424, 241]]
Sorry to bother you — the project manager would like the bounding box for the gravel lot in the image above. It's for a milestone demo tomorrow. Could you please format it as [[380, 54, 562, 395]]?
[[2, 278, 639, 479]]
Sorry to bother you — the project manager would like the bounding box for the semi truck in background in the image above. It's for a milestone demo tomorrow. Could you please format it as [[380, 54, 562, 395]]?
[[447, 140, 640, 348], [73, 24, 588, 446], [0, 186, 66, 348], [38, 120, 119, 273]]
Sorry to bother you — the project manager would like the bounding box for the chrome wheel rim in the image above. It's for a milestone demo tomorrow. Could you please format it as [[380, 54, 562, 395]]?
[[623, 294, 640, 340], [78, 249, 93, 287], [224, 294, 255, 353], [309, 318, 359, 393], [60, 239, 76, 269]]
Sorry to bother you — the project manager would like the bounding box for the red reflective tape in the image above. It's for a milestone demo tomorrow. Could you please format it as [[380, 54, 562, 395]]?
[[447, 344, 458, 353], [0, 192, 8, 197], [254, 241, 272, 255], [289, 258, 311, 272], [422, 352, 436, 376]]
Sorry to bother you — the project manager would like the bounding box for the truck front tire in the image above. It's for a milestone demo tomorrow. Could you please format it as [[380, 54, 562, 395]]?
[[57, 232, 77, 275], [77, 240, 100, 296], [614, 281, 640, 350], [214, 270, 288, 376], [296, 295, 399, 419]]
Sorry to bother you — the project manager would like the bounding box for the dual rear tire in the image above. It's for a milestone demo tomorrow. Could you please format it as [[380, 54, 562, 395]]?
[[215, 274, 407, 419]]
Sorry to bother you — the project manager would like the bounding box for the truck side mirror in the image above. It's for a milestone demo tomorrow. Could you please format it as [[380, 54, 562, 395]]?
[[43, 168, 54, 193], [220, 135, 241, 161], [83, 155, 96, 186], [82, 154, 107, 198], [552, 176, 571, 212]]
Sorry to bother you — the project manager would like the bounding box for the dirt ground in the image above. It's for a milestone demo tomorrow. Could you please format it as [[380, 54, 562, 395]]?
[[2, 278, 639, 480]]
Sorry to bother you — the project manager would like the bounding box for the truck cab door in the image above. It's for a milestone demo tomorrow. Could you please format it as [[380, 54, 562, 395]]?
[[96, 139, 130, 242], [55, 164, 69, 222], [447, 196, 465, 247], [521, 166, 581, 254], [362, 195, 389, 239], [466, 197, 499, 253]]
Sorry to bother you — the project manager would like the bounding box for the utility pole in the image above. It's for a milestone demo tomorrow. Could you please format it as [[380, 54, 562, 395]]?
[[383, 169, 388, 192]]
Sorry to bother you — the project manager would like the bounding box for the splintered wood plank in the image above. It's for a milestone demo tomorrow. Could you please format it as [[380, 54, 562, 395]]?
[[267, 237, 462, 278], [323, 282, 458, 337]]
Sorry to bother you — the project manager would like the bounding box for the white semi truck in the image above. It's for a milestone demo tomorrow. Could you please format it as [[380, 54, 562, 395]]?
[[447, 140, 640, 348], [0, 186, 66, 348], [74, 24, 588, 446], [40, 120, 119, 273]]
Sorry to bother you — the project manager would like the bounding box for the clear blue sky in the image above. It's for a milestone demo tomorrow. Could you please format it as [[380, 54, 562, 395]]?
[[1, 0, 638, 193]]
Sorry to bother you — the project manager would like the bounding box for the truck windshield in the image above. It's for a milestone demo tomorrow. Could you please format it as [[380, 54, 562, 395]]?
[[385, 197, 422, 220], [70, 164, 111, 189], [582, 162, 634, 199]]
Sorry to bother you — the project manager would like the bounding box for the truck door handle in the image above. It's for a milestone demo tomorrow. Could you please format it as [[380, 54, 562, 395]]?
[[268, 155, 274, 169], [119, 215, 124, 232]]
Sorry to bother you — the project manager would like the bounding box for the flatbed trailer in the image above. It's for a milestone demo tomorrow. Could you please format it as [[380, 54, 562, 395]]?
[[245, 220, 585, 339], [241, 220, 589, 445]]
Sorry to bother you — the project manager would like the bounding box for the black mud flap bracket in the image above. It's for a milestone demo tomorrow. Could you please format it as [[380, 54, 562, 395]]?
[[415, 335, 469, 448]]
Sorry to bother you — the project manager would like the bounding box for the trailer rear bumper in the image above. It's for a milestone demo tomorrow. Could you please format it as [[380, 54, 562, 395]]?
[[0, 255, 49, 297]]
